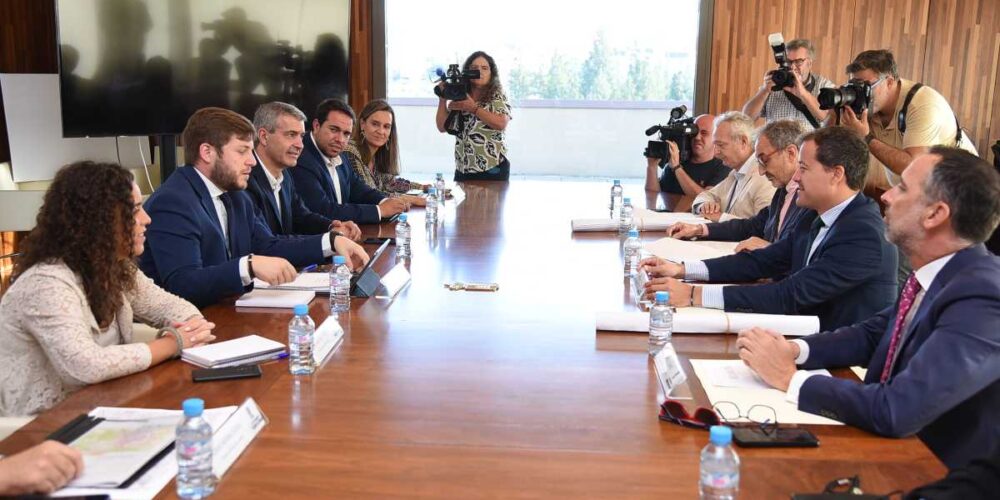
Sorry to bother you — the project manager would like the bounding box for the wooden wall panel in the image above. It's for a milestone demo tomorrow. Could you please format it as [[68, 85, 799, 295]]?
[[849, 0, 930, 79], [348, 0, 374, 113]]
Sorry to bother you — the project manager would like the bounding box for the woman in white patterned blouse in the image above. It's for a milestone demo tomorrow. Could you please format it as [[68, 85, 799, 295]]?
[[0, 162, 215, 416], [345, 98, 428, 206]]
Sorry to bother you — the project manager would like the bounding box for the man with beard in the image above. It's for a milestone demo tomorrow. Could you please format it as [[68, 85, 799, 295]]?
[[737, 147, 1000, 470], [139, 107, 369, 307], [246, 101, 362, 241], [644, 114, 730, 196]]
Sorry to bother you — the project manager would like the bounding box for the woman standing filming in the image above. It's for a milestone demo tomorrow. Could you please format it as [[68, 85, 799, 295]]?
[[345, 99, 427, 206], [435, 51, 512, 181], [0, 162, 214, 416]]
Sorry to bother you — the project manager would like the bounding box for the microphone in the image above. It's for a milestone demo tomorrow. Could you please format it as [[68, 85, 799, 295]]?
[[645, 125, 661, 136]]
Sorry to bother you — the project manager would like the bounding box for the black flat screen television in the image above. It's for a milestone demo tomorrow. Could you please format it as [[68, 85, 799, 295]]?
[[56, 0, 351, 138]]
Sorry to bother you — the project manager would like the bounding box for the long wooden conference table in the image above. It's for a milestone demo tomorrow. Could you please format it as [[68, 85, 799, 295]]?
[[0, 180, 946, 498]]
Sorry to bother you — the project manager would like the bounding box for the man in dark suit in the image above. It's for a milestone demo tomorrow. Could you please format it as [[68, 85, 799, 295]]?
[[289, 99, 408, 224], [139, 107, 369, 307], [667, 119, 817, 252], [641, 127, 897, 331], [246, 101, 362, 240], [737, 147, 1000, 469]]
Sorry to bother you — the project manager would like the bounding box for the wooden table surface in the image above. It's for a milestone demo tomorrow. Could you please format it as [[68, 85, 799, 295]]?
[[0, 180, 946, 498]]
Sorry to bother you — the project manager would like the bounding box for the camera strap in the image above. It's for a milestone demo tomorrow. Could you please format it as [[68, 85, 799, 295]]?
[[898, 83, 963, 146], [786, 91, 821, 129]]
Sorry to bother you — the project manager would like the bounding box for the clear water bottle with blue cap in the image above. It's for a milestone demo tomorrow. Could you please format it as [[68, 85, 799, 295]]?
[[619, 197, 634, 234], [330, 255, 351, 314], [623, 229, 642, 276], [434, 173, 446, 203], [176, 398, 216, 499], [288, 304, 315, 375], [609, 179, 623, 218], [700, 425, 740, 499], [649, 291, 673, 353], [396, 213, 411, 258], [425, 188, 439, 225]]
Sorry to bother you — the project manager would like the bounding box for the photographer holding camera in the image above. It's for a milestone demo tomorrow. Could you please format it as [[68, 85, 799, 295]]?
[[742, 38, 835, 129], [435, 51, 512, 181], [839, 50, 977, 186], [644, 113, 729, 196]]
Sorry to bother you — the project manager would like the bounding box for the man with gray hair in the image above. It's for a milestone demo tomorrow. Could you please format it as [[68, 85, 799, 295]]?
[[690, 111, 776, 222], [668, 119, 817, 252], [246, 101, 362, 240], [742, 38, 835, 129]]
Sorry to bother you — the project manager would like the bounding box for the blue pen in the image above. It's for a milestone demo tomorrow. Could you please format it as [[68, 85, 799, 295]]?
[[300, 264, 318, 273]]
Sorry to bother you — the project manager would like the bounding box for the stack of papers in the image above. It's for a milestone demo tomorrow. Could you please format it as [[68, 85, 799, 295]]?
[[571, 208, 708, 232], [253, 273, 329, 293], [181, 334, 286, 368], [595, 308, 820, 336], [643, 237, 738, 262], [236, 289, 315, 308]]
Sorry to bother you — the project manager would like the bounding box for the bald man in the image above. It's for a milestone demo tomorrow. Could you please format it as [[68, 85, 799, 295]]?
[[644, 114, 729, 196]]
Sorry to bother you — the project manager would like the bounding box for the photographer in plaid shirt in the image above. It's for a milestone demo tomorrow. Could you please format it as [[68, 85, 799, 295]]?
[[743, 38, 835, 130]]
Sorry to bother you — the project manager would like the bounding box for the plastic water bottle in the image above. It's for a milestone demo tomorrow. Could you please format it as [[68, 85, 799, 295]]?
[[434, 173, 446, 203], [330, 255, 351, 314], [623, 229, 642, 276], [426, 188, 439, 225], [619, 197, 634, 234], [700, 426, 740, 500], [396, 214, 411, 258], [176, 398, 215, 499], [610, 179, 623, 218], [649, 291, 673, 353], [288, 304, 315, 375]]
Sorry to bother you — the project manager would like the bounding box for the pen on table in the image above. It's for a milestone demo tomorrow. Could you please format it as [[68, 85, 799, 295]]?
[[259, 352, 290, 364], [301, 264, 318, 273]]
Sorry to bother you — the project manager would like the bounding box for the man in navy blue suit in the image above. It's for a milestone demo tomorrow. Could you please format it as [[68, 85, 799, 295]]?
[[290, 99, 408, 224], [666, 119, 817, 253], [738, 147, 1000, 469], [641, 126, 897, 331], [246, 101, 362, 241], [139, 107, 369, 307]]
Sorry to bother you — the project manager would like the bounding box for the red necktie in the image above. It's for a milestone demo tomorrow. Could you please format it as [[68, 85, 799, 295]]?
[[880, 274, 921, 382]]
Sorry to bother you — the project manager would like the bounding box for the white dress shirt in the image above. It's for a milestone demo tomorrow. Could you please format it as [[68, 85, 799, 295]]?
[[785, 252, 958, 403], [255, 152, 284, 220], [310, 134, 343, 204]]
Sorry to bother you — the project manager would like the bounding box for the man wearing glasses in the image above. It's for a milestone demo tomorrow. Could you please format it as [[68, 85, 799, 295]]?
[[738, 147, 1000, 470], [743, 39, 835, 129]]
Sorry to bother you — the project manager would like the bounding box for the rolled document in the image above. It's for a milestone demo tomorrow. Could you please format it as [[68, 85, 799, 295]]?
[[644, 237, 738, 262], [571, 209, 708, 232], [595, 308, 820, 336]]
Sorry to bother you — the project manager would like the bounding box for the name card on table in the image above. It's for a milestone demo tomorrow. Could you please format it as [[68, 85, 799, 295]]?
[[313, 316, 346, 366], [213, 397, 269, 477], [653, 345, 688, 397], [376, 261, 411, 299]]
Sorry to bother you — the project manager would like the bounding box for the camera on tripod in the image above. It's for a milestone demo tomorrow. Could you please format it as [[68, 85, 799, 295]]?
[[767, 33, 796, 91], [643, 105, 699, 168], [433, 64, 481, 101], [818, 79, 873, 116]]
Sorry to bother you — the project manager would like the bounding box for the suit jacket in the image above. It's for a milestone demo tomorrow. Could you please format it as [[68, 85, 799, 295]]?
[[704, 194, 897, 330], [798, 244, 1000, 470], [704, 187, 815, 243], [246, 156, 332, 236], [139, 166, 325, 307], [289, 132, 386, 224], [692, 156, 776, 221]]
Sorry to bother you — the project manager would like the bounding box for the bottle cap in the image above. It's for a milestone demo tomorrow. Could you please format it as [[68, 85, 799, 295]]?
[[428, 187, 438, 195], [628, 229, 639, 238], [333, 255, 346, 265], [710, 425, 732, 445], [293, 304, 309, 315], [655, 291, 670, 303], [182, 398, 204, 417], [399, 214, 408, 222], [623, 197, 631, 203], [613, 179, 621, 185]]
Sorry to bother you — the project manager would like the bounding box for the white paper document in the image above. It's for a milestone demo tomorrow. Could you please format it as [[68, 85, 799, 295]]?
[[67, 419, 177, 488], [253, 272, 329, 293], [571, 208, 708, 232], [644, 237, 737, 262], [235, 289, 315, 308], [690, 359, 840, 425], [595, 308, 820, 336]]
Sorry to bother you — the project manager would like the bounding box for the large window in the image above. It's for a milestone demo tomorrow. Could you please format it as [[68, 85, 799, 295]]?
[[385, 0, 704, 178]]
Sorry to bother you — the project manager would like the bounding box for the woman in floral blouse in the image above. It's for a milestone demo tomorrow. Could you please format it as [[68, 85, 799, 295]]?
[[345, 99, 427, 206], [435, 51, 512, 181]]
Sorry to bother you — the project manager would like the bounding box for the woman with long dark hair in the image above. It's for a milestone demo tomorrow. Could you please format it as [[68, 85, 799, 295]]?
[[345, 98, 427, 206], [0, 161, 214, 416], [435, 50, 512, 181]]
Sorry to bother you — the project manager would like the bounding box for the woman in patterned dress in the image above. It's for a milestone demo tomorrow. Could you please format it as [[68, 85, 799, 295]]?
[[344, 99, 427, 206]]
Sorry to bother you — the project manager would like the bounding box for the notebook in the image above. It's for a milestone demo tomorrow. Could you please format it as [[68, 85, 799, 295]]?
[[253, 273, 329, 293], [181, 334, 286, 368], [235, 289, 315, 308]]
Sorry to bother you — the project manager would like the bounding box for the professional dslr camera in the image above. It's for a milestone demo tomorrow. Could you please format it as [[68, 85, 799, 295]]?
[[433, 64, 481, 101], [643, 105, 699, 168], [767, 33, 796, 91], [818, 79, 873, 116]]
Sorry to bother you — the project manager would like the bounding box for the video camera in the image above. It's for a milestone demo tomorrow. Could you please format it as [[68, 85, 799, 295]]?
[[643, 105, 699, 168], [433, 64, 481, 101], [818, 79, 873, 116], [767, 33, 795, 91]]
